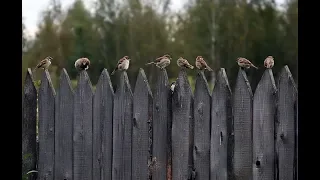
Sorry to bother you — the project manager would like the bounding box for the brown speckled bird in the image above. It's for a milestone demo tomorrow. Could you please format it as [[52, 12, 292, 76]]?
[[195, 56, 213, 71], [177, 57, 194, 69], [145, 54, 171, 69], [111, 56, 131, 75], [75, 57, 90, 71], [264, 56, 274, 69], [236, 57, 258, 69], [33, 56, 53, 72]]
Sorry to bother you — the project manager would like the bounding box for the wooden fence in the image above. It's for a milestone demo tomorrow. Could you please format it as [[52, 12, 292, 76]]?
[[22, 66, 298, 180]]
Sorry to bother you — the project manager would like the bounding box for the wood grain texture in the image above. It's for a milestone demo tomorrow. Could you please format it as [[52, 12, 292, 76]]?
[[233, 68, 253, 180], [211, 68, 233, 180], [22, 68, 37, 180], [54, 69, 74, 180], [112, 71, 133, 180], [252, 69, 277, 180], [152, 68, 171, 180], [172, 68, 194, 180], [73, 71, 94, 180], [276, 66, 298, 180], [38, 70, 56, 180], [132, 68, 153, 179], [93, 69, 114, 180], [193, 71, 211, 180]]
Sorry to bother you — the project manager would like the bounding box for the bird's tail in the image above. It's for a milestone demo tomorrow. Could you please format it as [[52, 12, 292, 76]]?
[[32, 67, 38, 73], [111, 68, 117, 75], [186, 64, 194, 69], [206, 66, 213, 71], [145, 62, 154, 65], [252, 64, 258, 69]]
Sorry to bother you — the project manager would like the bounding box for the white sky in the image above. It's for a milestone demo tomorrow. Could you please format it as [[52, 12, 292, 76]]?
[[22, 0, 286, 38]]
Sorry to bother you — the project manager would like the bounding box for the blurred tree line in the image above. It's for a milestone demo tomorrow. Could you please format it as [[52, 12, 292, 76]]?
[[22, 0, 297, 91]]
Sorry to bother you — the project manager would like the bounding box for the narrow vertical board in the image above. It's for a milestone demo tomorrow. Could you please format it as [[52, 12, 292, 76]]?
[[93, 69, 114, 180], [172, 69, 194, 180], [193, 71, 211, 180], [276, 66, 297, 180], [22, 69, 37, 180], [73, 71, 94, 180], [38, 70, 56, 180], [252, 69, 277, 180], [152, 68, 170, 180], [132, 69, 153, 179], [112, 71, 133, 180], [211, 68, 233, 180], [233, 68, 253, 180], [54, 69, 74, 180]]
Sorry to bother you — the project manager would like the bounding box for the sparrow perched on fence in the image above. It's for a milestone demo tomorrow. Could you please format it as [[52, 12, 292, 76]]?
[[177, 57, 194, 69], [195, 56, 213, 71], [33, 56, 53, 72], [75, 57, 91, 71], [264, 56, 274, 69], [236, 57, 258, 69], [111, 56, 131, 75], [145, 54, 171, 69]]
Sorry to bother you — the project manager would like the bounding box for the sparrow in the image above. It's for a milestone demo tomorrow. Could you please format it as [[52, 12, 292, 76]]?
[[177, 57, 194, 69], [145, 54, 171, 69], [75, 57, 90, 71], [195, 56, 213, 71], [111, 56, 131, 75], [33, 56, 53, 72], [236, 57, 258, 69], [264, 56, 274, 69]]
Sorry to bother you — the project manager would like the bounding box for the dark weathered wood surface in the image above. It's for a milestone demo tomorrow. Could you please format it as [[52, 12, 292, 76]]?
[[132, 69, 153, 179], [38, 70, 56, 180], [93, 69, 114, 180], [22, 68, 37, 180], [211, 68, 233, 180], [112, 71, 133, 180], [193, 71, 211, 180], [73, 71, 94, 180], [54, 69, 74, 180], [152, 68, 171, 180], [233, 68, 253, 180], [276, 66, 298, 180], [172, 69, 194, 180], [253, 69, 277, 180]]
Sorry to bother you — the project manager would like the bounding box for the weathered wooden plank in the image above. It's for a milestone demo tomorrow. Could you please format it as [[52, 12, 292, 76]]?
[[54, 69, 74, 180], [38, 70, 56, 180], [132, 68, 153, 179], [112, 71, 133, 180], [193, 71, 211, 180], [276, 66, 297, 180], [73, 71, 94, 180], [93, 69, 114, 180], [152, 68, 171, 180], [233, 68, 253, 180], [172, 69, 194, 180], [211, 68, 233, 180], [22, 68, 37, 180], [253, 69, 277, 180]]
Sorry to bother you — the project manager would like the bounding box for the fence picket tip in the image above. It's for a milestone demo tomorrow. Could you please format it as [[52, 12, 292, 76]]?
[[195, 71, 210, 96], [59, 68, 74, 93], [281, 65, 297, 93], [41, 70, 56, 96], [218, 68, 232, 94], [97, 68, 114, 95], [238, 68, 253, 97], [76, 70, 94, 94], [117, 71, 133, 96], [136, 68, 153, 97]]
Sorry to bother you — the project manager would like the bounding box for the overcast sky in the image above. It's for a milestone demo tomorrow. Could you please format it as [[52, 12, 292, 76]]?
[[23, 0, 286, 38]]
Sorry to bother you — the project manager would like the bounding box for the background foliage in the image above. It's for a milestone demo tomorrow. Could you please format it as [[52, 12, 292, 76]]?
[[22, 0, 298, 91]]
